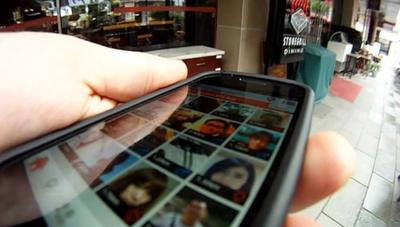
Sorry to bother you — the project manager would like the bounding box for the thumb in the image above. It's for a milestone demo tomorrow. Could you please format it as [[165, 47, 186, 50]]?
[[285, 215, 321, 227]]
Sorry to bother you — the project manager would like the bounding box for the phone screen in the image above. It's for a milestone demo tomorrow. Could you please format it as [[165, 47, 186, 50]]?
[[0, 75, 305, 227]]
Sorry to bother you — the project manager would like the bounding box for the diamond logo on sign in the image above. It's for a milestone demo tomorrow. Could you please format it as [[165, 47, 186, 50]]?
[[290, 8, 308, 35]]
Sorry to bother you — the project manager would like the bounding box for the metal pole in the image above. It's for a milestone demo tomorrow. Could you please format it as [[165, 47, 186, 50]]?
[[56, 0, 62, 34]]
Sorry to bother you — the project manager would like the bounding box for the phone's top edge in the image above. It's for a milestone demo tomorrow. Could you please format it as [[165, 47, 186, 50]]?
[[221, 71, 314, 93], [0, 71, 313, 166], [0, 72, 214, 165]]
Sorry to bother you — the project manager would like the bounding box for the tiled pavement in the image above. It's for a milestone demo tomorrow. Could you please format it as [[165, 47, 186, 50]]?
[[296, 54, 400, 227]]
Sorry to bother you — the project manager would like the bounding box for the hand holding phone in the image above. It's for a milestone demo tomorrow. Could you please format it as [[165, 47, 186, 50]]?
[[1, 71, 310, 226], [1, 30, 349, 226]]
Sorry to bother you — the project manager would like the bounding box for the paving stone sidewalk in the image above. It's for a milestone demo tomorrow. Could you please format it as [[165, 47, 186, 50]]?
[[296, 55, 400, 227]]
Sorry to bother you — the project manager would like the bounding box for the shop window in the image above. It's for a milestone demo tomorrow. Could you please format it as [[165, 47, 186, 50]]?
[[0, 0, 59, 33], [0, 0, 217, 51]]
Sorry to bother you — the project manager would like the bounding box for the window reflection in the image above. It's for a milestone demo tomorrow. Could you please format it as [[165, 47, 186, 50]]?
[[0, 0, 58, 32], [0, 0, 216, 50], [59, 0, 216, 50]]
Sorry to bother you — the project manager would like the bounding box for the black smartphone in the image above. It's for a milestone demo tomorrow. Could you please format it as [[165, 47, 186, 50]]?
[[0, 71, 314, 227]]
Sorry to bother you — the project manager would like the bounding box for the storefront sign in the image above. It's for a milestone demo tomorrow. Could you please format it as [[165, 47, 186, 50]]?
[[265, 0, 310, 66], [290, 8, 308, 35], [279, 1, 310, 64], [282, 35, 306, 56]]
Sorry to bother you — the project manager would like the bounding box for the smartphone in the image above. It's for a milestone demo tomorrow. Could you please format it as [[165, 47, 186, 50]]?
[[0, 71, 314, 227]]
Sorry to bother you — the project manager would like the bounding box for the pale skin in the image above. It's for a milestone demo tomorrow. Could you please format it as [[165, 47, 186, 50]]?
[[119, 184, 152, 207], [0, 32, 356, 227], [211, 166, 250, 190]]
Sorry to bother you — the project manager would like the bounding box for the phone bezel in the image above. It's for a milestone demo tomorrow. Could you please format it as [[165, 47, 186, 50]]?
[[0, 71, 314, 227]]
